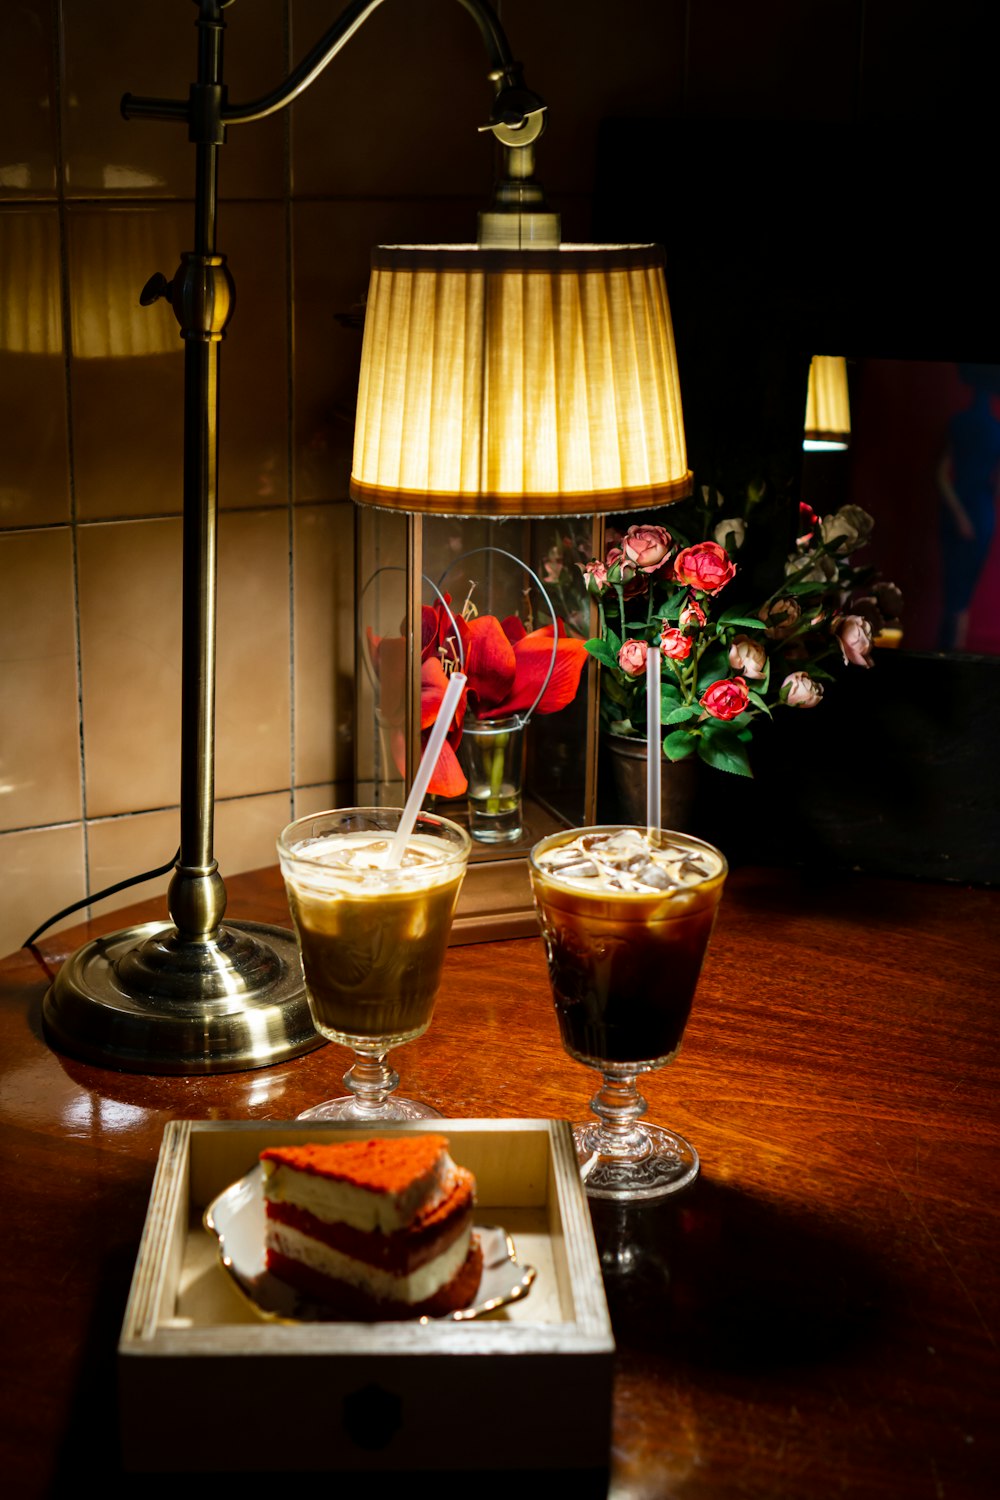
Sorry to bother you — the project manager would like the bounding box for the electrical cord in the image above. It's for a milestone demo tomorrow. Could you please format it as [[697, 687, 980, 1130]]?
[[23, 849, 180, 949]]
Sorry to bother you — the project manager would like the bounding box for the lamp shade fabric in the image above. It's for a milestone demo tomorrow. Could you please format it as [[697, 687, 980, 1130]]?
[[804, 354, 851, 450], [350, 244, 691, 516]]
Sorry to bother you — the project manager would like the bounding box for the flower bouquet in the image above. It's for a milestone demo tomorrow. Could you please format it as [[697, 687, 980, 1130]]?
[[582, 486, 901, 779]]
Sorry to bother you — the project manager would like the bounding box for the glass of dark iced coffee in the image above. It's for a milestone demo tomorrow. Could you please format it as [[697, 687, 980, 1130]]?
[[530, 825, 727, 1200], [278, 807, 471, 1120]]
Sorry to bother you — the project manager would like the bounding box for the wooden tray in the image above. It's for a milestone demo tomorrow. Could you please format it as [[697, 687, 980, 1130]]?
[[119, 1118, 614, 1473]]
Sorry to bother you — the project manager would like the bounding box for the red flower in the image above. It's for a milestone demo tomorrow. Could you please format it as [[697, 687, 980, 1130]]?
[[368, 601, 587, 797], [699, 676, 750, 721], [367, 624, 468, 798], [672, 540, 736, 596], [465, 613, 588, 718], [660, 626, 692, 661]]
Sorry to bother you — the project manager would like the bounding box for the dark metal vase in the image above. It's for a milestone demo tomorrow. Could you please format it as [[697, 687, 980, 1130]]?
[[604, 732, 699, 833]]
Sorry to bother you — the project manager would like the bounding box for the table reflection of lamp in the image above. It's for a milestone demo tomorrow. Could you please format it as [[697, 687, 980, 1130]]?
[[803, 354, 851, 451], [43, 0, 690, 1073]]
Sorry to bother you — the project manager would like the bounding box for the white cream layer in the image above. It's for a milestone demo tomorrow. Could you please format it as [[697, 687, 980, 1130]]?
[[266, 1219, 472, 1306], [261, 1154, 457, 1235]]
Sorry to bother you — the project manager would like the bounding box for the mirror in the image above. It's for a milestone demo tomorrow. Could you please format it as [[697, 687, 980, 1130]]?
[[801, 359, 1000, 657]]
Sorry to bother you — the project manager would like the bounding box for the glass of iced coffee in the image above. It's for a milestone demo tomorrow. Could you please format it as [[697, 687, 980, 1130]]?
[[278, 807, 471, 1121], [529, 825, 727, 1200]]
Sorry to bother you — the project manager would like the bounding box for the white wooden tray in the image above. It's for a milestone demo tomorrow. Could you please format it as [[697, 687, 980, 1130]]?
[[119, 1118, 613, 1474]]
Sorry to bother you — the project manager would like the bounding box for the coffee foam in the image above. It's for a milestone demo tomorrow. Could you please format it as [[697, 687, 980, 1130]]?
[[283, 831, 462, 898], [533, 828, 723, 895]]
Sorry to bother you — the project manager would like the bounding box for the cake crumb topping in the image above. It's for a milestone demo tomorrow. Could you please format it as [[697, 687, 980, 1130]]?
[[261, 1135, 448, 1196]]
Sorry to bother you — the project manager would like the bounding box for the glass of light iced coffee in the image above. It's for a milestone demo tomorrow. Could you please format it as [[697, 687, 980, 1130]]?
[[278, 807, 471, 1120], [529, 825, 727, 1200]]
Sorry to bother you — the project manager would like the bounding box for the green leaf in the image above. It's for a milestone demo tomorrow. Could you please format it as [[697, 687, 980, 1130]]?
[[782, 579, 827, 597], [697, 731, 753, 777], [664, 704, 700, 725], [586, 638, 621, 671], [747, 689, 772, 718], [718, 609, 766, 629], [664, 729, 697, 760]]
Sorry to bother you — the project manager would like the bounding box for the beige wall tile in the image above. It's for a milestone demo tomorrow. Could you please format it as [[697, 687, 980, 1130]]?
[[68, 206, 186, 521], [85, 790, 292, 926], [293, 504, 354, 790], [0, 529, 82, 831], [290, 0, 489, 199], [85, 806, 176, 920], [62, 0, 285, 200], [215, 790, 292, 877], [218, 202, 289, 510], [0, 824, 86, 957], [0, 2, 58, 199], [0, 209, 70, 528], [79, 509, 292, 817], [292, 198, 476, 504], [69, 203, 288, 521], [292, 781, 353, 819], [216, 508, 291, 799], [78, 516, 181, 816]]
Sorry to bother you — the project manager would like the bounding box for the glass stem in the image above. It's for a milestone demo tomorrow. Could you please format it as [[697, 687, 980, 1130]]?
[[342, 1048, 400, 1112], [589, 1072, 648, 1153]]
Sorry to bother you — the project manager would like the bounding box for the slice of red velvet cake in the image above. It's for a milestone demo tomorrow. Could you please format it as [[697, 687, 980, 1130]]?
[[259, 1135, 482, 1320]]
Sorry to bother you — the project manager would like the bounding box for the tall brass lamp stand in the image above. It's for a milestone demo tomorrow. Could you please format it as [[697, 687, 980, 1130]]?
[[42, 0, 541, 1073]]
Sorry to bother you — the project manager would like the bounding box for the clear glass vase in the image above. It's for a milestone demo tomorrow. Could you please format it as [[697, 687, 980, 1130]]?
[[460, 715, 526, 843]]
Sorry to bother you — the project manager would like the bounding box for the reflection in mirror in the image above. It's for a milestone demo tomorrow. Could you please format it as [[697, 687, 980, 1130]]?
[[801, 359, 1000, 656]]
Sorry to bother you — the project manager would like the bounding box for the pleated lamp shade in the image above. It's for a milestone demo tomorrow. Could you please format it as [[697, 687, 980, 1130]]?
[[803, 354, 851, 451], [350, 243, 692, 516]]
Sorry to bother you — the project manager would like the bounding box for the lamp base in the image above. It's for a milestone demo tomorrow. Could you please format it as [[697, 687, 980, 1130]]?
[[42, 920, 321, 1075]]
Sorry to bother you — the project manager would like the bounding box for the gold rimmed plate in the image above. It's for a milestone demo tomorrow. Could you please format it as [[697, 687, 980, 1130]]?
[[204, 1163, 536, 1324]]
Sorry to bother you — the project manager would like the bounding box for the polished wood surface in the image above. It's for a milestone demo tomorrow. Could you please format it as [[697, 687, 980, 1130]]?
[[2, 864, 998, 1497]]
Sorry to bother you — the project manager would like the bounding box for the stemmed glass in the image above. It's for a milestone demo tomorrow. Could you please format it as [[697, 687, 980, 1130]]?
[[529, 825, 727, 1200], [277, 807, 471, 1121]]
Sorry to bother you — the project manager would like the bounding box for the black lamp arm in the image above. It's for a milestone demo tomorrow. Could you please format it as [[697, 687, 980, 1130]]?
[[122, 0, 544, 138]]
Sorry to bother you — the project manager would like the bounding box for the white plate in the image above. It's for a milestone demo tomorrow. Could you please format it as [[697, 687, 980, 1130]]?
[[204, 1162, 536, 1323]]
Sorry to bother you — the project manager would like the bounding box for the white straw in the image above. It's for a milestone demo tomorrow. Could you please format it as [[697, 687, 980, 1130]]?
[[646, 643, 661, 840], [386, 671, 467, 867]]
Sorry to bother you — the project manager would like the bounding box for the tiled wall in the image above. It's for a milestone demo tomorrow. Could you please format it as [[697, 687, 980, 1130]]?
[[0, 0, 977, 954]]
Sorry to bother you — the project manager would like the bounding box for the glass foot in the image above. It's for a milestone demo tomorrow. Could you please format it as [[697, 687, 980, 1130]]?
[[573, 1121, 699, 1201], [297, 1094, 443, 1122]]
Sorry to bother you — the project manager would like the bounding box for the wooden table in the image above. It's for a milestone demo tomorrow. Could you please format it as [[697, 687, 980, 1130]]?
[[2, 864, 998, 1498]]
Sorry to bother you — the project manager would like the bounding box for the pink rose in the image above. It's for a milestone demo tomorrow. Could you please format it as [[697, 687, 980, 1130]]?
[[672, 540, 736, 596], [579, 559, 609, 597], [679, 594, 707, 629], [623, 523, 673, 574], [660, 626, 692, 661], [781, 671, 824, 708], [699, 676, 750, 721], [617, 638, 649, 677], [727, 634, 767, 680], [834, 613, 874, 668], [759, 597, 801, 640]]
